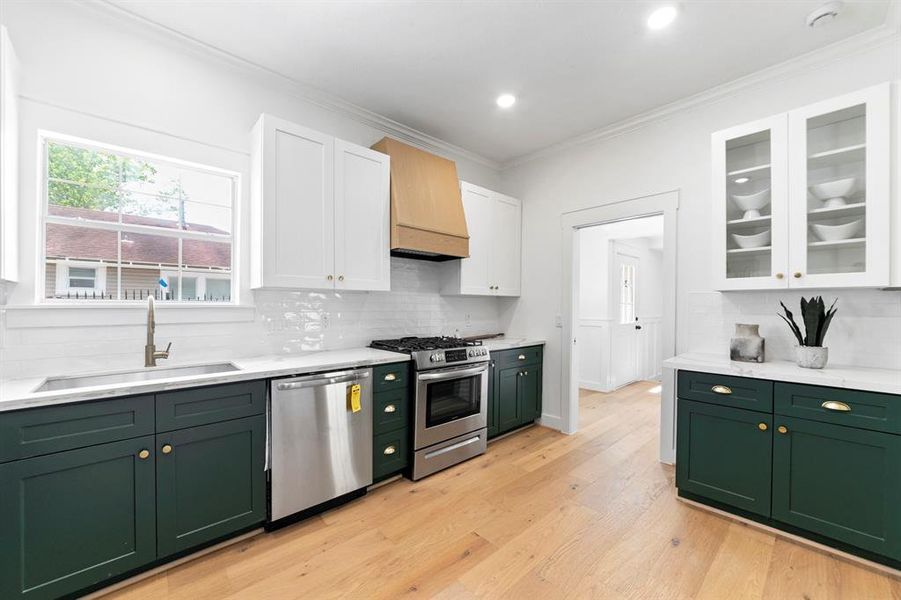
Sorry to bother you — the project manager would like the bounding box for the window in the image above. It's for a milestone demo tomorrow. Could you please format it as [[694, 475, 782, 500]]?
[[619, 263, 636, 325], [41, 135, 237, 302]]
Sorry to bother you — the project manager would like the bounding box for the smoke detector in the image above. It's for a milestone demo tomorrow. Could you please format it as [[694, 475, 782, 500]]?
[[807, 1, 843, 27]]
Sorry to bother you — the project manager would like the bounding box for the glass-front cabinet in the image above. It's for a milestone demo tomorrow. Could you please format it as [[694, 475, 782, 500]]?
[[712, 83, 890, 290]]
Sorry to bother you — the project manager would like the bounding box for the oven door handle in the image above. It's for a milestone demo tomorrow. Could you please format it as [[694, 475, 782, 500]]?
[[417, 364, 489, 382]]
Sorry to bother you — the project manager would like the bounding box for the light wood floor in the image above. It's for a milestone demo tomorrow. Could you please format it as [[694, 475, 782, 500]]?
[[106, 381, 900, 599]]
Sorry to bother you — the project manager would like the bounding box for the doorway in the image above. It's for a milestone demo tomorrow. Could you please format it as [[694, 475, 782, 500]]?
[[561, 191, 678, 455]]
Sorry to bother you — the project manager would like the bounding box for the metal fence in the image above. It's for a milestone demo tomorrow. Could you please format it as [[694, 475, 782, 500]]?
[[51, 289, 232, 302]]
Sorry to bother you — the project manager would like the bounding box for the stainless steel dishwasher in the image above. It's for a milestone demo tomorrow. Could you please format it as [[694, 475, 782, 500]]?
[[269, 368, 373, 527]]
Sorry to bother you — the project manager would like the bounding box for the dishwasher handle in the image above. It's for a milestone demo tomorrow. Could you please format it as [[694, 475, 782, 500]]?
[[276, 369, 371, 391]]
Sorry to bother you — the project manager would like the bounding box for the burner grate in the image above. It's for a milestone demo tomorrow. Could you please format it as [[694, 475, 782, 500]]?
[[370, 336, 482, 352]]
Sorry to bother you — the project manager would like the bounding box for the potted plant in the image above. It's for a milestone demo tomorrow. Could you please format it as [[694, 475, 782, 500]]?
[[778, 297, 837, 369]]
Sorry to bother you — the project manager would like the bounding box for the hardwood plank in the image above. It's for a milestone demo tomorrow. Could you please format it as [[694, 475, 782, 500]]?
[[102, 381, 901, 600]]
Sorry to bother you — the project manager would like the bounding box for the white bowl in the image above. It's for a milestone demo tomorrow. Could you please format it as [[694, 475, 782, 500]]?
[[731, 189, 770, 219], [810, 219, 863, 242], [810, 178, 856, 208], [731, 229, 771, 249]]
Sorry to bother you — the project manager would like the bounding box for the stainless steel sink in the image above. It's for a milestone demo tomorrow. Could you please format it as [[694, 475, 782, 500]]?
[[35, 362, 240, 393]]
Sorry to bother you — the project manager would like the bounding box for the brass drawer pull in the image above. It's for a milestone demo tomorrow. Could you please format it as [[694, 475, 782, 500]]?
[[383, 404, 397, 413], [518, 354, 526, 360], [758, 423, 768, 431], [383, 445, 396, 455], [161, 444, 173, 454], [778, 425, 788, 434], [821, 400, 851, 412], [384, 373, 397, 382], [138, 449, 150, 460], [711, 385, 732, 395]]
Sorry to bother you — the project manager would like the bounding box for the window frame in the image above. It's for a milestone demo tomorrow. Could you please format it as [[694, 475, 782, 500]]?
[[37, 131, 240, 305], [51, 260, 108, 297]]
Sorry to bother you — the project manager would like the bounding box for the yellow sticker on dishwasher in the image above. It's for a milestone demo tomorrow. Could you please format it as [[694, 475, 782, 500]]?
[[349, 384, 362, 413]]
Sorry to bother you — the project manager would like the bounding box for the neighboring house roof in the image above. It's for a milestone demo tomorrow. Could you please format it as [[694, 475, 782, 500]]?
[[46, 206, 230, 268]]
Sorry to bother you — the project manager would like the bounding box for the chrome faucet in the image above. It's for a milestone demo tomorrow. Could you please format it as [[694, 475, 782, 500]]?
[[145, 296, 172, 367]]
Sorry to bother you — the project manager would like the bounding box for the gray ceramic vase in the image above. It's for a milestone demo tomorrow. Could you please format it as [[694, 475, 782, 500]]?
[[730, 323, 765, 363], [796, 346, 828, 369]]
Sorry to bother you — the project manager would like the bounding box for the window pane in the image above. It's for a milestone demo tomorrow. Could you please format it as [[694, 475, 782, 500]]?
[[121, 233, 178, 301], [182, 201, 232, 234], [48, 181, 120, 215], [205, 278, 231, 302], [182, 239, 231, 271]]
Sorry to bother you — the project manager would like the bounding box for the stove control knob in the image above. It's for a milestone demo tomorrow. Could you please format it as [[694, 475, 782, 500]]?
[[430, 353, 440, 362]]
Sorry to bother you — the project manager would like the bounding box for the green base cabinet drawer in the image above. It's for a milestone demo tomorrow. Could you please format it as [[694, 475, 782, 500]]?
[[0, 395, 154, 463], [156, 381, 265, 433], [156, 415, 266, 557], [493, 345, 542, 369], [373, 388, 409, 435], [0, 436, 157, 599], [678, 371, 773, 413], [775, 383, 901, 435], [373, 429, 408, 480], [676, 399, 773, 517], [773, 416, 901, 561], [373, 362, 409, 393]]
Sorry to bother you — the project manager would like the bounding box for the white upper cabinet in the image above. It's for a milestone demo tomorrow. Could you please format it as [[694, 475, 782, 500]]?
[[0, 26, 19, 284], [712, 83, 890, 290], [250, 114, 390, 291], [442, 182, 522, 297]]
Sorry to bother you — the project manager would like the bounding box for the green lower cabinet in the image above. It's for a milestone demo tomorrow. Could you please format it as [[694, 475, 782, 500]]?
[[772, 416, 901, 561], [156, 416, 266, 557], [487, 360, 498, 438], [676, 399, 773, 517], [496, 365, 521, 434], [491, 357, 543, 438], [519, 366, 542, 422], [0, 436, 156, 599]]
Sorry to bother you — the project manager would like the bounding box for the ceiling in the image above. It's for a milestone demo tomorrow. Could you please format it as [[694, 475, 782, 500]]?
[[105, 0, 892, 165]]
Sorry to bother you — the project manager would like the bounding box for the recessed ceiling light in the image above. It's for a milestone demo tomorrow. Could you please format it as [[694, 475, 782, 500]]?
[[734, 177, 750, 184], [647, 6, 678, 30], [496, 94, 516, 109]]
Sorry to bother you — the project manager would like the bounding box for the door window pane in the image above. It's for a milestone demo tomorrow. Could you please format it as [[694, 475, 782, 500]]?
[[619, 264, 636, 325]]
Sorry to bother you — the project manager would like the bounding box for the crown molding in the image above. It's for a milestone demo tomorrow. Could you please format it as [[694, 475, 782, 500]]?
[[86, 0, 502, 171], [503, 20, 901, 170]]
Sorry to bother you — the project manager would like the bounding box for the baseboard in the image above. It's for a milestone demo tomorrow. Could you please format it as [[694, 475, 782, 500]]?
[[578, 381, 611, 392], [538, 413, 563, 431]]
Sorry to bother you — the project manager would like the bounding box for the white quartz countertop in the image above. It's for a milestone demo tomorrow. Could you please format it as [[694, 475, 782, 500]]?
[[0, 348, 409, 412], [480, 337, 546, 351], [663, 352, 901, 395]]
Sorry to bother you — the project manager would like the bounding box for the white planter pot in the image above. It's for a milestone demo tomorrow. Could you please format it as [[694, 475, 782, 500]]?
[[796, 346, 828, 369]]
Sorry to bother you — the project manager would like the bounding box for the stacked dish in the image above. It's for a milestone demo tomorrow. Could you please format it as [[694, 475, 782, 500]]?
[[731, 229, 771, 249], [809, 178, 856, 208], [731, 189, 770, 220], [810, 219, 863, 242]]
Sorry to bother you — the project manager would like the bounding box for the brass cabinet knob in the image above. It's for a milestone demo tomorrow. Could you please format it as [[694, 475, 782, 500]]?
[[758, 423, 768, 431], [518, 354, 526, 360], [383, 445, 396, 455], [524, 371, 528, 376], [383, 404, 396, 413], [778, 425, 788, 434], [327, 275, 334, 281], [161, 444, 173, 454], [711, 385, 732, 395], [793, 272, 802, 279], [138, 449, 150, 460], [384, 373, 397, 382], [338, 275, 344, 281], [775, 273, 784, 279], [821, 400, 851, 412]]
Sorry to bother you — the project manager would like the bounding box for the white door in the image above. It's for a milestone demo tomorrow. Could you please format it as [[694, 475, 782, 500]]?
[[334, 140, 391, 291], [787, 83, 890, 288], [458, 183, 493, 295], [491, 192, 522, 296], [610, 247, 640, 389], [261, 116, 335, 289], [711, 114, 789, 290]]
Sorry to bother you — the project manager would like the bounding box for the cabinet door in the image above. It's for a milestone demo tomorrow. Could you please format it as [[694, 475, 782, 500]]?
[[458, 182, 493, 295], [487, 360, 498, 438], [676, 399, 773, 517], [491, 192, 522, 296], [787, 83, 890, 288], [0, 436, 156, 599], [496, 365, 521, 434], [256, 115, 335, 289], [156, 416, 266, 557], [334, 140, 390, 291], [711, 115, 789, 290], [773, 416, 901, 561], [518, 365, 541, 423]]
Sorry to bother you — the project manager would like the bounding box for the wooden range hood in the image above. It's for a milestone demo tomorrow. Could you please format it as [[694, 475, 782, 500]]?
[[371, 137, 469, 261]]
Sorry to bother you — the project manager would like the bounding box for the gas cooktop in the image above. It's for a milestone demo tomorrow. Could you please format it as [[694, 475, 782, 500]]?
[[370, 336, 482, 353]]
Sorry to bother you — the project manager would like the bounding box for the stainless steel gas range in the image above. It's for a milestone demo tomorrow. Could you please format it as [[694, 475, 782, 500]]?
[[370, 336, 490, 480]]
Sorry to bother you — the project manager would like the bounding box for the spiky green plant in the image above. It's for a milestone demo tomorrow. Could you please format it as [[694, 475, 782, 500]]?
[[778, 297, 837, 347]]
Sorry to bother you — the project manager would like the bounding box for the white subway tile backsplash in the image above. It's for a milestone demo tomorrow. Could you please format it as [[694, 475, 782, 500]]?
[[0, 258, 503, 380]]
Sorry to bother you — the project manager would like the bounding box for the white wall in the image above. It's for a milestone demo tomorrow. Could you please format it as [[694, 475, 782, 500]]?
[[501, 39, 901, 426], [0, 2, 504, 379]]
